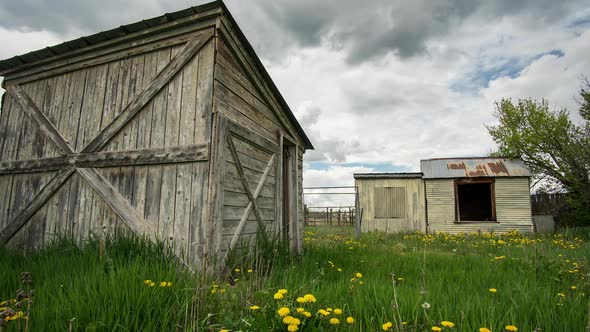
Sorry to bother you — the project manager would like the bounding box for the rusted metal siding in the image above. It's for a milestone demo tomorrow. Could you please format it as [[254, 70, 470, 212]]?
[[421, 158, 531, 179], [356, 177, 425, 233], [425, 177, 533, 234]]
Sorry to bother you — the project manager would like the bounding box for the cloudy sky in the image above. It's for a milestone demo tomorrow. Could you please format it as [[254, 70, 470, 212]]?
[[1, 0, 589, 206]]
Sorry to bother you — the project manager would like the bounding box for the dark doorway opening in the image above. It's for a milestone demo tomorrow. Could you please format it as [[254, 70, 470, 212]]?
[[455, 180, 495, 222]]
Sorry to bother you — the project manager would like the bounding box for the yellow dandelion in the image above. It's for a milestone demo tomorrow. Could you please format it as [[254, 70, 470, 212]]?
[[303, 294, 316, 302], [159, 281, 167, 287], [330, 318, 340, 325], [274, 292, 284, 300], [382, 322, 393, 331], [571, 285, 577, 290], [166, 282, 172, 287], [557, 293, 566, 298], [494, 256, 506, 260], [480, 328, 492, 332], [247, 269, 253, 273], [278, 289, 288, 295], [346, 316, 355, 324], [441, 321, 455, 328], [489, 288, 497, 293], [149, 282, 155, 287], [143, 279, 152, 285], [249, 305, 260, 310], [327, 307, 333, 312], [356, 272, 363, 278], [296, 307, 305, 313], [334, 308, 342, 315], [220, 329, 229, 332], [318, 309, 330, 316], [277, 307, 290, 317], [283, 315, 301, 325], [432, 327, 442, 332], [287, 324, 298, 332], [302, 311, 312, 318], [337, 268, 342, 272], [234, 268, 240, 273], [505, 325, 518, 331]]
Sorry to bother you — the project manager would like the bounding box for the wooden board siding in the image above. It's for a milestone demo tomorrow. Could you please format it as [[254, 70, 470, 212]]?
[[357, 178, 426, 233], [219, 129, 278, 254], [425, 178, 533, 234], [0, 29, 216, 265]]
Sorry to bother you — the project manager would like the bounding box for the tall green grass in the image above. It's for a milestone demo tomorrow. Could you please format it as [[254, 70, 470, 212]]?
[[1, 227, 589, 331]]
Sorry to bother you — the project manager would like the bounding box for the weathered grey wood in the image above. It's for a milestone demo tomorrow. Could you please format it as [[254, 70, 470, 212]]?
[[82, 33, 214, 153], [131, 51, 158, 224], [227, 135, 264, 226], [217, 20, 300, 143], [226, 153, 276, 252], [77, 168, 155, 236], [2, 13, 220, 82], [275, 131, 284, 232], [0, 144, 208, 175], [225, 162, 276, 186], [223, 205, 274, 221], [223, 176, 275, 198], [189, 39, 215, 268], [144, 48, 171, 228], [0, 94, 13, 157], [223, 191, 275, 209], [172, 50, 199, 260], [215, 65, 283, 133], [158, 45, 184, 244], [6, 85, 74, 154], [0, 168, 74, 245], [203, 113, 228, 262]]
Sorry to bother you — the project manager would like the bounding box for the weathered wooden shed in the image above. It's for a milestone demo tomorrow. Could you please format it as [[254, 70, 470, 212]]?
[[354, 173, 426, 233], [355, 158, 534, 234], [0, 0, 313, 269]]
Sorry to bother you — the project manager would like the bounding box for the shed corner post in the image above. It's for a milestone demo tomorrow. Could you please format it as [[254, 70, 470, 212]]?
[[354, 183, 361, 238], [204, 112, 229, 274]]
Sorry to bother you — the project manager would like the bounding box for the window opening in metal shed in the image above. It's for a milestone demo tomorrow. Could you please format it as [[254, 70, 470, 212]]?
[[454, 179, 496, 222]]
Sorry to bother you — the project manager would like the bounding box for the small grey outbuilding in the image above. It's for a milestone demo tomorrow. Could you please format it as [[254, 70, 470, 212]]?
[[355, 157, 534, 234]]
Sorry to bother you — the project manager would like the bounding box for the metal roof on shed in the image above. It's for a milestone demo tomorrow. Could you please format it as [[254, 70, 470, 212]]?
[[420, 157, 531, 179], [354, 172, 423, 179]]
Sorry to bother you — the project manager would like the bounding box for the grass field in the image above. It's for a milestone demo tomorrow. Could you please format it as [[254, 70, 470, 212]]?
[[1, 226, 589, 331]]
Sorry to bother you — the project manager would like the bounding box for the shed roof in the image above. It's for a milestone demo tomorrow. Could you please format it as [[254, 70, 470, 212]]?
[[354, 172, 423, 179], [420, 157, 531, 179], [0, 0, 313, 150]]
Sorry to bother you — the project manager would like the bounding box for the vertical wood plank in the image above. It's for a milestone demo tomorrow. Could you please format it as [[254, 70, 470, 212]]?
[[191, 40, 215, 267], [132, 51, 158, 226], [159, 45, 183, 249], [145, 48, 171, 232]]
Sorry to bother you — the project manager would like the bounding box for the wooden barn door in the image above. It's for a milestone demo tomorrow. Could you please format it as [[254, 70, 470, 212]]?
[[217, 119, 278, 264], [0, 30, 215, 259]]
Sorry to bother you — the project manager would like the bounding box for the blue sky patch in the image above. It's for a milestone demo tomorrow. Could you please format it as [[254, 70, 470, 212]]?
[[306, 161, 408, 172], [452, 49, 565, 93]]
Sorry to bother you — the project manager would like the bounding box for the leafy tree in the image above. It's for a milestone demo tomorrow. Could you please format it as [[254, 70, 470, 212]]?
[[486, 79, 590, 225]]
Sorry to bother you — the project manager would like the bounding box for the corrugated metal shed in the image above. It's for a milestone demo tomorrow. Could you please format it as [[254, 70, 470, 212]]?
[[421, 158, 531, 179], [354, 172, 423, 179]]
